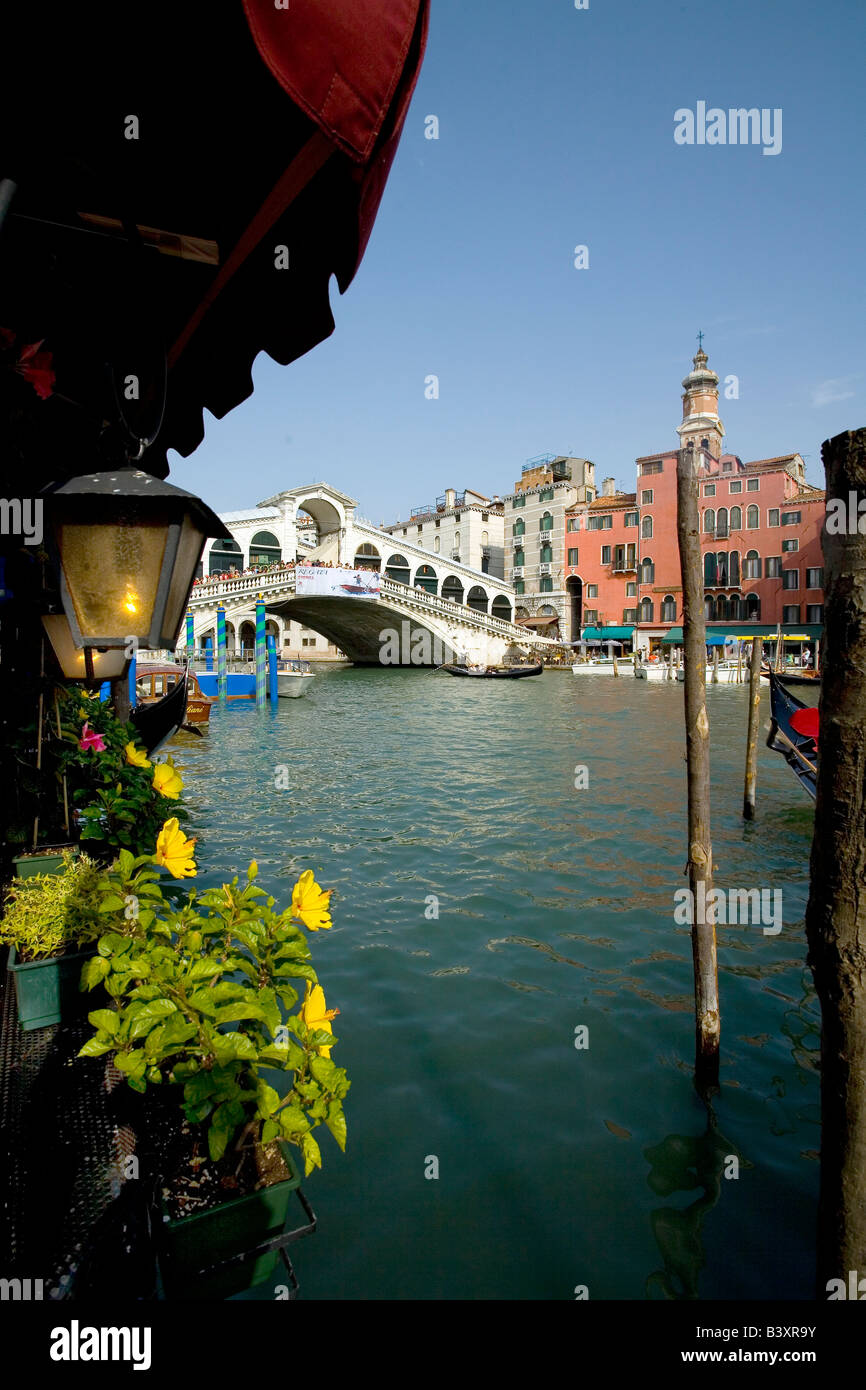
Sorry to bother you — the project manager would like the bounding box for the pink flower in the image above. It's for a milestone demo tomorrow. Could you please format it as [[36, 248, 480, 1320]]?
[[79, 722, 106, 753]]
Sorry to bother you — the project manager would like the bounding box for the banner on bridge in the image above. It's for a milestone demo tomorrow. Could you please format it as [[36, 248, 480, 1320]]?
[[295, 565, 381, 598]]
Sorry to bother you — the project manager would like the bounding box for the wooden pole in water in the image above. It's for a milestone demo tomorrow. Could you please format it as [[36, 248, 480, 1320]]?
[[743, 636, 763, 819], [676, 444, 720, 1086], [711, 646, 719, 683], [805, 428, 866, 1295]]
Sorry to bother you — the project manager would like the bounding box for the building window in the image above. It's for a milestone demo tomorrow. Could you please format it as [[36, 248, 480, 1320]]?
[[540, 576, 553, 593], [729, 480, 742, 493], [601, 545, 611, 565], [722, 461, 733, 473], [584, 609, 598, 624], [567, 517, 580, 532], [783, 569, 799, 589], [704, 552, 717, 586], [641, 489, 654, 504], [746, 593, 761, 620], [704, 508, 715, 533], [783, 605, 800, 624], [661, 595, 676, 622], [746, 505, 759, 529], [747, 478, 760, 491], [728, 595, 741, 620], [539, 486, 554, 502], [766, 556, 782, 578], [481, 531, 489, 547], [454, 532, 460, 548], [626, 581, 637, 597], [716, 507, 728, 539], [640, 461, 663, 475], [514, 580, 525, 595], [624, 511, 639, 527], [623, 608, 638, 623], [455, 513, 462, 522], [434, 518, 441, 527], [567, 548, 579, 566], [586, 584, 598, 598], [514, 549, 525, 567], [782, 538, 799, 553], [743, 550, 761, 579], [768, 508, 780, 527], [587, 514, 612, 530], [540, 511, 554, 532], [638, 597, 654, 622], [641, 515, 653, 539], [640, 558, 654, 584], [301, 637, 316, 647], [806, 604, 824, 623], [482, 512, 489, 522], [781, 510, 801, 526], [433, 536, 441, 553], [512, 518, 525, 536], [806, 567, 824, 589], [512, 495, 525, 508], [729, 551, 740, 586], [716, 551, 728, 586], [704, 483, 716, 497], [540, 544, 553, 563], [730, 506, 742, 530]]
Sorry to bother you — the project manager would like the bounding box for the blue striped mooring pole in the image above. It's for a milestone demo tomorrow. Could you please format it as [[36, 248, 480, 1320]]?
[[217, 604, 227, 704], [255, 596, 267, 708]]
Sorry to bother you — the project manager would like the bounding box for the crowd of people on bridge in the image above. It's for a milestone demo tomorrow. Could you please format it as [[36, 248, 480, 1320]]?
[[194, 556, 351, 587]]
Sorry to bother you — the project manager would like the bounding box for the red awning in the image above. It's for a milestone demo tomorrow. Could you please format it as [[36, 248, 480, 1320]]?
[[0, 1, 429, 481]]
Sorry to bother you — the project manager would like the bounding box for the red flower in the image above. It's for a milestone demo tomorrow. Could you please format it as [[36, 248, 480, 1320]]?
[[15, 340, 55, 400], [79, 722, 107, 753]]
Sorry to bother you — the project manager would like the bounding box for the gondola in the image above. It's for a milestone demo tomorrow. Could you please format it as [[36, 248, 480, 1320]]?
[[765, 670, 818, 800], [440, 662, 544, 679], [130, 667, 190, 756], [765, 670, 820, 687]]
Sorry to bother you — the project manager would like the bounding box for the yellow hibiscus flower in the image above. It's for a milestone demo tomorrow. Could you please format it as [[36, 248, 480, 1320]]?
[[291, 870, 333, 931], [152, 758, 183, 800], [300, 983, 339, 1058], [125, 741, 151, 770], [154, 818, 197, 878]]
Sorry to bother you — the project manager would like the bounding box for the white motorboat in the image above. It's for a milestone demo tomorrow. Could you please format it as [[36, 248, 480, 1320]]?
[[277, 661, 315, 698], [572, 658, 634, 676]]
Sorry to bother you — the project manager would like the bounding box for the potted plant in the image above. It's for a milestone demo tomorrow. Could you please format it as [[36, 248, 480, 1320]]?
[[2, 851, 104, 1030], [78, 830, 349, 1299], [12, 844, 80, 878]]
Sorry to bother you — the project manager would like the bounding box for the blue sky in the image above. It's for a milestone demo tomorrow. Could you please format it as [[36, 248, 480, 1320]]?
[[170, 0, 865, 522]]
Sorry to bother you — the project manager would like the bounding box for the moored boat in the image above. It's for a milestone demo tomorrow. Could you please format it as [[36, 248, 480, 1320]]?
[[135, 663, 216, 731], [277, 661, 315, 698], [765, 671, 818, 799], [441, 662, 544, 679]]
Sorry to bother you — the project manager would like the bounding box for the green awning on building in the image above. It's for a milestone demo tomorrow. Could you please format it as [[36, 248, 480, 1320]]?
[[661, 627, 683, 644], [582, 626, 635, 641], [706, 624, 824, 640]]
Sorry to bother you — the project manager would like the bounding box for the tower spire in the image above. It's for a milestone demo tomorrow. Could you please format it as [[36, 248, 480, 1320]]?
[[677, 337, 723, 460]]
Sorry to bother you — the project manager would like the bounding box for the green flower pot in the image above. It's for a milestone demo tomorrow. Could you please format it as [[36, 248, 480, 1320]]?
[[12, 846, 79, 879], [157, 1141, 305, 1301], [7, 943, 97, 1031]]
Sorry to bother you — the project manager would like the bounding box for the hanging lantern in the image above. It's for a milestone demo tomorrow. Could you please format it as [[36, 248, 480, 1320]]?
[[41, 614, 129, 681], [46, 468, 231, 651]]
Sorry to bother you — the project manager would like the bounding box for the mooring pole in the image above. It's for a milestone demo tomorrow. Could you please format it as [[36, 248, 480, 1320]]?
[[267, 633, 278, 707], [712, 646, 719, 684], [217, 604, 227, 704], [743, 636, 763, 819], [255, 595, 267, 708], [805, 427, 866, 1295], [676, 444, 720, 1087]]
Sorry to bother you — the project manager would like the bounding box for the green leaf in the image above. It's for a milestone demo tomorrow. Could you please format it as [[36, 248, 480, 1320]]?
[[77, 1036, 114, 1058], [214, 1002, 267, 1026], [325, 1104, 347, 1152], [208, 1124, 229, 1161], [309, 1055, 340, 1090], [213, 1033, 257, 1064], [114, 1049, 147, 1078], [278, 1105, 310, 1138], [259, 1042, 305, 1071], [117, 849, 135, 878], [256, 1082, 281, 1119], [98, 894, 127, 913], [187, 959, 225, 982], [127, 999, 178, 1039], [299, 1131, 322, 1177], [81, 955, 110, 990], [87, 1009, 119, 1035], [262, 1119, 280, 1143], [98, 932, 133, 957]]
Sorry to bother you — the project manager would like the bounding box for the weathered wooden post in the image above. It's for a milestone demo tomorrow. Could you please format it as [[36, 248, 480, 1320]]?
[[805, 427, 866, 1295], [742, 636, 763, 819], [676, 444, 720, 1086], [711, 646, 719, 683]]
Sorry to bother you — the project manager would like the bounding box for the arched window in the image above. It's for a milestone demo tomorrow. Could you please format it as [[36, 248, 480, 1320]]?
[[249, 530, 281, 567], [716, 595, 729, 620], [454, 532, 460, 549], [716, 507, 728, 539], [441, 575, 464, 605], [730, 505, 742, 530], [640, 557, 654, 584], [746, 505, 759, 529], [641, 515, 653, 540], [744, 549, 761, 580], [638, 597, 654, 623], [716, 551, 728, 586], [704, 596, 714, 620], [729, 550, 740, 587], [354, 542, 381, 570], [539, 511, 553, 532], [491, 595, 512, 623], [704, 552, 717, 586], [466, 585, 488, 613], [746, 592, 761, 620], [728, 595, 741, 621], [414, 564, 438, 594], [481, 530, 489, 547], [385, 553, 410, 584], [513, 518, 525, 536], [704, 508, 716, 533], [540, 543, 553, 563], [661, 595, 676, 622], [209, 538, 242, 574], [514, 548, 525, 567]]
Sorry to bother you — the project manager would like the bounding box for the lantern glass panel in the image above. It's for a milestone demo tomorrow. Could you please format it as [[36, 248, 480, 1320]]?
[[57, 516, 168, 641], [162, 515, 207, 647]]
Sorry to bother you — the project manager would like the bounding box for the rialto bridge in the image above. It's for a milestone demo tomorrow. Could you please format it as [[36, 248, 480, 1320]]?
[[186, 484, 553, 665]]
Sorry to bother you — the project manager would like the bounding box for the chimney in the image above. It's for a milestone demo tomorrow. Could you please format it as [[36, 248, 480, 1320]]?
[[445, 488, 456, 509], [602, 477, 615, 497]]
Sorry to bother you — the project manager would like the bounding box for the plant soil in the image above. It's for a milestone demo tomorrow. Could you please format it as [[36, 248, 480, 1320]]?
[[157, 1112, 293, 1221]]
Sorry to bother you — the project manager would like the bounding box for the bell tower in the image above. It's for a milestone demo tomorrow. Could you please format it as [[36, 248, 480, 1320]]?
[[676, 335, 724, 465]]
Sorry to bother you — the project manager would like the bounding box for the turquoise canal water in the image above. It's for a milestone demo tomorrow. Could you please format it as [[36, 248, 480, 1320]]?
[[170, 668, 821, 1301]]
